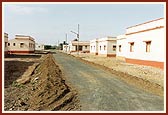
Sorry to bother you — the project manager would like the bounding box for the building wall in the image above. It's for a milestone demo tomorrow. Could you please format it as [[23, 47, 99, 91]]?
[[90, 39, 98, 55], [63, 45, 69, 52], [35, 43, 44, 50], [82, 45, 90, 52], [97, 37, 116, 57], [4, 33, 8, 54], [8, 35, 35, 54], [125, 18, 165, 69], [69, 41, 90, 52], [116, 35, 127, 61], [69, 43, 76, 52]]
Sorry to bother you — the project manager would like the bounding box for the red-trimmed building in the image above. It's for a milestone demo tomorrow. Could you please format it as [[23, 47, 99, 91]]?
[[8, 35, 35, 54], [117, 18, 165, 69]]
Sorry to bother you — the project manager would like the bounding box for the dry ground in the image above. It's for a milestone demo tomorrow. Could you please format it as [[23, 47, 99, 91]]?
[[70, 52, 164, 96], [4, 54, 80, 111]]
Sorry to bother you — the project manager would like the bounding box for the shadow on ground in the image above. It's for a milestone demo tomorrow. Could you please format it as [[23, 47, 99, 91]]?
[[4, 61, 35, 88], [5, 54, 41, 58]]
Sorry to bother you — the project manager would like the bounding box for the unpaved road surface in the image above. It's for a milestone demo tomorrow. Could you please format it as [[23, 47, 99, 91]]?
[[53, 51, 164, 111]]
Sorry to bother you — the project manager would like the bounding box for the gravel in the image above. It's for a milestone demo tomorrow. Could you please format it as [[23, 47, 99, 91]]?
[[72, 53, 164, 87]]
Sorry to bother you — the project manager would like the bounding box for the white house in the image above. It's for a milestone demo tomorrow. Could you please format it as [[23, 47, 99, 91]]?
[[90, 38, 98, 55], [68, 41, 90, 53], [63, 44, 69, 52], [124, 18, 165, 69], [4, 33, 8, 55], [35, 43, 44, 51], [97, 36, 117, 57], [116, 35, 127, 61], [8, 35, 35, 54]]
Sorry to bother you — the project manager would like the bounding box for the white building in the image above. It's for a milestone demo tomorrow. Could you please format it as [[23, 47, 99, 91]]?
[[97, 36, 117, 57], [116, 35, 127, 61], [35, 43, 44, 51], [90, 38, 98, 55], [63, 44, 69, 52], [68, 41, 90, 53], [8, 35, 35, 54], [124, 18, 165, 69], [4, 33, 8, 55]]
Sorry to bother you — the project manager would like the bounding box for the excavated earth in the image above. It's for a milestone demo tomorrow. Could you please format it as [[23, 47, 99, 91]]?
[[4, 54, 80, 111]]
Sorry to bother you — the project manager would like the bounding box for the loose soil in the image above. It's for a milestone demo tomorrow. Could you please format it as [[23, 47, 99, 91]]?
[[4, 54, 80, 111], [69, 52, 164, 96]]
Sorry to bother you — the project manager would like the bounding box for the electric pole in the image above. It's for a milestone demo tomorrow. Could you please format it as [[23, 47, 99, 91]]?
[[70, 24, 80, 55]]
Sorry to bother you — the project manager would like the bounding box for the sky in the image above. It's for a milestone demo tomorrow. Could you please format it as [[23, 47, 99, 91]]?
[[3, 3, 165, 45]]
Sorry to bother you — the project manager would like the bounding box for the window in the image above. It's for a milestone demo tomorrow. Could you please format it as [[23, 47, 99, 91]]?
[[85, 46, 87, 49], [5, 42, 7, 47], [13, 43, 15, 46], [20, 43, 24, 48], [8, 43, 10, 46], [79, 46, 82, 51], [113, 45, 116, 51], [145, 41, 151, 52], [130, 42, 134, 52], [119, 45, 121, 52], [104, 45, 106, 50], [100, 46, 101, 50]]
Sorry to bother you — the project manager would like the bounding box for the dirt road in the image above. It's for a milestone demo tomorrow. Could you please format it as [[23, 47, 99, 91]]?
[[53, 52, 164, 111]]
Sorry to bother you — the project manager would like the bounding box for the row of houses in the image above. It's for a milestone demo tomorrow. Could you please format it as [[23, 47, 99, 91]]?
[[63, 41, 90, 53], [4, 34, 44, 55], [63, 18, 165, 69]]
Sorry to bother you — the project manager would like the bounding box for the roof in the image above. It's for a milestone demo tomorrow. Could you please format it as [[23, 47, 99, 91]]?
[[117, 34, 126, 40], [126, 18, 164, 29], [98, 36, 117, 42], [15, 35, 35, 41], [71, 41, 90, 46]]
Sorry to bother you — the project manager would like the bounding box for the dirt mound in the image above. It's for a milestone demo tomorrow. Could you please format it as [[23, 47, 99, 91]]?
[[4, 54, 80, 111]]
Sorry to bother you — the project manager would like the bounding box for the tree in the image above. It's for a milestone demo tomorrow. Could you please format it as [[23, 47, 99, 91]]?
[[44, 45, 52, 50], [59, 43, 63, 50], [73, 38, 78, 41]]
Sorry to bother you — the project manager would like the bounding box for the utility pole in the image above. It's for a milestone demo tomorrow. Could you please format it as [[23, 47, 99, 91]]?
[[77, 24, 79, 55], [70, 24, 80, 56], [58, 40, 60, 50], [66, 33, 68, 52]]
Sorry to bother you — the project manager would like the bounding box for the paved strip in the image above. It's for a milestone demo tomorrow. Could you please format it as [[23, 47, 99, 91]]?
[[53, 52, 164, 111]]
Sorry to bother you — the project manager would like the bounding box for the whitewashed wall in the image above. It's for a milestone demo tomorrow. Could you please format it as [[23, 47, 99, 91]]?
[[116, 35, 127, 58], [90, 39, 98, 54], [8, 38, 35, 52], [97, 37, 116, 55], [125, 18, 165, 62]]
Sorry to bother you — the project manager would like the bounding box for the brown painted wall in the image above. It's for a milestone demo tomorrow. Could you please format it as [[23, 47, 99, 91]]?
[[9, 50, 35, 54], [125, 58, 164, 69]]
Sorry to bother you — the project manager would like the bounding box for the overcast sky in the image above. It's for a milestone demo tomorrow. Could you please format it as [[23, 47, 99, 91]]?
[[3, 3, 165, 45]]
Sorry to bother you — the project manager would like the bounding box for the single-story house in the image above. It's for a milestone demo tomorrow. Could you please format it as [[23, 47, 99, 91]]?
[[8, 35, 35, 54], [124, 18, 165, 69], [68, 40, 90, 53], [90, 36, 117, 57]]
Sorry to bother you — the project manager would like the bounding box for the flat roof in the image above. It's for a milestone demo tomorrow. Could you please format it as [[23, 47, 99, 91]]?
[[126, 18, 164, 29]]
